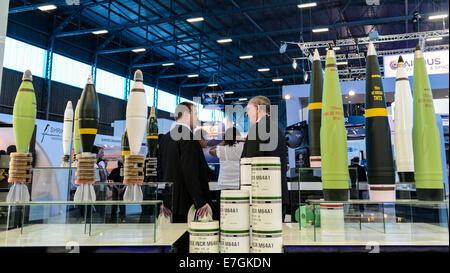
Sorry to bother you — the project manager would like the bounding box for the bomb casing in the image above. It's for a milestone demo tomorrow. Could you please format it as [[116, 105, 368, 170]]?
[[147, 107, 158, 157], [62, 101, 74, 165], [73, 99, 81, 157], [126, 70, 147, 155], [78, 76, 99, 153], [320, 46, 349, 201], [412, 45, 444, 201], [13, 70, 36, 153], [121, 129, 131, 160], [394, 56, 415, 182], [365, 42, 396, 201], [308, 49, 323, 168]]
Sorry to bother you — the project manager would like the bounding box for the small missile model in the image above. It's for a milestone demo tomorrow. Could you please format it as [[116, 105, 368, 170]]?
[[123, 70, 147, 201], [61, 101, 74, 167], [365, 41, 396, 201], [74, 76, 99, 202], [72, 99, 81, 167], [145, 107, 158, 182], [120, 129, 130, 178], [308, 49, 323, 168], [320, 45, 349, 201], [394, 56, 415, 182], [412, 45, 444, 201], [7, 70, 36, 202]]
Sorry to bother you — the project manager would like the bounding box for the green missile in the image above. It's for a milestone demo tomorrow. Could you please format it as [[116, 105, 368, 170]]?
[[13, 70, 36, 153], [121, 129, 131, 160], [78, 76, 99, 153], [320, 45, 349, 201], [73, 99, 81, 157], [365, 42, 396, 201], [147, 106, 158, 158], [412, 45, 444, 201], [308, 49, 323, 167]]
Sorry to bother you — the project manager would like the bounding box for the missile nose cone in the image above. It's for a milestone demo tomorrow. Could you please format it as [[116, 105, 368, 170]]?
[[134, 70, 143, 82], [326, 47, 335, 59], [66, 101, 73, 110], [415, 44, 421, 51], [23, 70, 33, 81], [313, 49, 320, 61], [150, 106, 156, 117], [367, 41, 377, 56], [87, 75, 93, 84], [414, 44, 423, 59], [398, 55, 404, 63]]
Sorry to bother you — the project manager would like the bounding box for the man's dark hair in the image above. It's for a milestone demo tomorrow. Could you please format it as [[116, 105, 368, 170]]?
[[6, 145, 16, 155], [0, 150, 6, 155], [91, 145, 99, 154], [352, 156, 360, 164], [175, 102, 194, 121], [224, 127, 241, 146]]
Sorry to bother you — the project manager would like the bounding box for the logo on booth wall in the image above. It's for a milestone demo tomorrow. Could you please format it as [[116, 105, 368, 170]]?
[[40, 124, 63, 143], [389, 61, 397, 70]]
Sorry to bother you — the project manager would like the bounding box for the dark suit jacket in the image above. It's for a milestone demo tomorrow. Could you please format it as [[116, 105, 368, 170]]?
[[160, 125, 212, 220], [242, 115, 289, 205]]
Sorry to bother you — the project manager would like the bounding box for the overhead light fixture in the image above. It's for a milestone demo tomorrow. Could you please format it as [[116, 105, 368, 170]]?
[[348, 101, 351, 103], [162, 62, 175, 66], [312, 28, 329, 33], [349, 90, 356, 96], [38, 4, 57, 11], [284, 94, 291, 100], [224, 91, 234, 95], [428, 14, 448, 20], [92, 30, 108, 35], [426, 37, 443, 41], [208, 83, 218, 87], [258, 68, 270, 72], [239, 55, 253, 60], [336, 61, 348, 65], [188, 74, 199, 78], [217, 38, 233, 43], [333, 46, 341, 50], [280, 43, 287, 54], [272, 78, 283, 82], [239, 98, 248, 101], [292, 60, 297, 69], [132, 48, 146, 53], [186, 17, 205, 23], [297, 2, 317, 8]]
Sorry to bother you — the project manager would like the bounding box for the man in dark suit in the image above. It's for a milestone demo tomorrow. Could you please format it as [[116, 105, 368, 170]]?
[[160, 102, 212, 223], [241, 96, 289, 222]]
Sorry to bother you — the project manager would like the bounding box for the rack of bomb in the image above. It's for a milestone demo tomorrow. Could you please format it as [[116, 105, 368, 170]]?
[[299, 43, 445, 234], [7, 69, 156, 203], [188, 156, 283, 253]]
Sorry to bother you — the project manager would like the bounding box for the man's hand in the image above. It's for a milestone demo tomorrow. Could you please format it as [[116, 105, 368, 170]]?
[[196, 204, 210, 218], [160, 205, 172, 217]]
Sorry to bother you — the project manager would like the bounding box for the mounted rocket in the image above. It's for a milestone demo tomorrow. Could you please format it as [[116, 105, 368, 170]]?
[[146, 107, 158, 181], [72, 99, 81, 167], [121, 129, 131, 159], [308, 49, 323, 168], [412, 45, 444, 201], [320, 46, 349, 201], [365, 41, 396, 202], [61, 101, 74, 167], [394, 56, 415, 182]]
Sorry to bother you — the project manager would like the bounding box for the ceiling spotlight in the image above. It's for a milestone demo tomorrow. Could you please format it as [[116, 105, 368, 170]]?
[[333, 46, 341, 50], [162, 62, 175, 66], [217, 38, 233, 43], [208, 83, 218, 87], [239, 98, 248, 101], [38, 4, 57, 11], [284, 94, 291, 100], [272, 78, 283, 82], [428, 14, 448, 20], [224, 91, 234, 95], [349, 90, 356, 96], [92, 30, 108, 35], [280, 43, 288, 54], [292, 60, 298, 69], [297, 2, 317, 8], [188, 74, 199, 78], [426, 37, 443, 42], [336, 61, 348, 65], [312, 28, 329, 33], [186, 17, 205, 23], [132, 48, 146, 53], [258, 68, 270, 72], [239, 55, 253, 60]]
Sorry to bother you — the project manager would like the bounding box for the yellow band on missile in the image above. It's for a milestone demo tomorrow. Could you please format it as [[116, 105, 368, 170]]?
[[365, 108, 388, 118], [308, 102, 322, 110], [147, 136, 158, 139], [371, 75, 381, 78], [121, 151, 131, 156], [79, 128, 98, 134]]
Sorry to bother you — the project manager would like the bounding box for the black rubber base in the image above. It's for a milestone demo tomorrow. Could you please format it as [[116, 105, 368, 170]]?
[[416, 188, 444, 201], [323, 189, 349, 201], [398, 172, 415, 182]]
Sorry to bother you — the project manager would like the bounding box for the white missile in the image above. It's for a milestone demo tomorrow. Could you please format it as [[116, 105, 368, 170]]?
[[126, 70, 147, 155], [62, 101, 74, 167], [394, 56, 415, 182]]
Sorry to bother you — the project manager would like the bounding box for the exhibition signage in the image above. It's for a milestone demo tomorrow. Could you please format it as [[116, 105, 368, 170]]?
[[383, 50, 449, 78]]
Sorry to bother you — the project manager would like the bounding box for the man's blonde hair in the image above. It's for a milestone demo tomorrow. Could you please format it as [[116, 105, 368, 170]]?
[[249, 95, 271, 114]]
